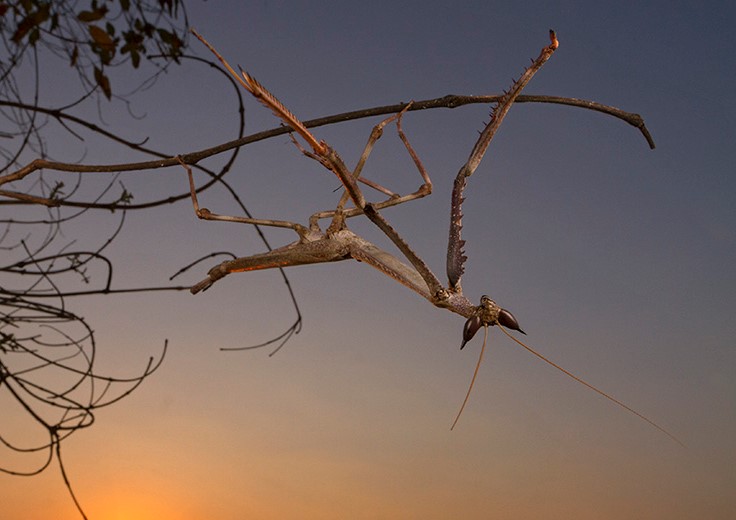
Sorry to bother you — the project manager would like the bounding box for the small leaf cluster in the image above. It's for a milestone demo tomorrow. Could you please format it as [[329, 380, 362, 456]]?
[[1, 0, 187, 98]]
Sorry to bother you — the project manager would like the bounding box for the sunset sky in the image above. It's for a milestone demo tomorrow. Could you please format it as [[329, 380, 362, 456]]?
[[2, 1, 735, 519]]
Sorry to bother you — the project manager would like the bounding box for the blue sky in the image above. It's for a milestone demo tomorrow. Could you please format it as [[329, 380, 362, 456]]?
[[2, 1, 735, 518]]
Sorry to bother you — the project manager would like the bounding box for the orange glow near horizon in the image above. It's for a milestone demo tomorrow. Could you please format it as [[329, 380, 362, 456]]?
[[84, 482, 184, 520]]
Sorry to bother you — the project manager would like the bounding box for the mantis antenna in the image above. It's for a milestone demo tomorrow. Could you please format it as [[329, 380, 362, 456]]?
[[451, 325, 490, 430], [454, 326, 686, 447]]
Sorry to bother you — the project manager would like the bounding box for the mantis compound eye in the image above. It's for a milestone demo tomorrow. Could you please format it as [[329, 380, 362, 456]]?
[[498, 308, 526, 335], [460, 315, 483, 349]]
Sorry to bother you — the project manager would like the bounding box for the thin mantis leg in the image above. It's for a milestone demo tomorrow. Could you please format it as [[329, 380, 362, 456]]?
[[447, 30, 559, 291], [331, 101, 430, 212], [177, 156, 312, 239], [292, 102, 433, 230], [328, 107, 411, 227], [346, 101, 432, 208], [342, 106, 413, 196], [329, 102, 434, 219]]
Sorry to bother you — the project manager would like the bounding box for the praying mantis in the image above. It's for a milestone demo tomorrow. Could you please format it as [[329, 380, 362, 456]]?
[[180, 29, 681, 444]]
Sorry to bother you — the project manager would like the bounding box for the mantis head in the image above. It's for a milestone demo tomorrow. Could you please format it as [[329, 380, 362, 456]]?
[[460, 295, 525, 349]]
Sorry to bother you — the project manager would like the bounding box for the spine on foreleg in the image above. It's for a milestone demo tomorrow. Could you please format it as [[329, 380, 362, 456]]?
[[447, 174, 468, 290]]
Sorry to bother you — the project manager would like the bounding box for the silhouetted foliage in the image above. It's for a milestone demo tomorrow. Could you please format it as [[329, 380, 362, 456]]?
[[1, 0, 185, 98], [1, 2, 189, 518]]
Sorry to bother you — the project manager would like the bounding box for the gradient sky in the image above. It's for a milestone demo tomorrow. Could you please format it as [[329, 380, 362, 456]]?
[[2, 1, 735, 519]]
